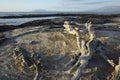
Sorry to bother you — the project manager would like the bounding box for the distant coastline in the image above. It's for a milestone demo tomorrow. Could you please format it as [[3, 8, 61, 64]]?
[[0, 12, 120, 19]]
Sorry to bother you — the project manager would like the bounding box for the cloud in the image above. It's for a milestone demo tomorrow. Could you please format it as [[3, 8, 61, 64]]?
[[63, 0, 85, 2], [62, 0, 110, 5], [83, 1, 106, 5], [63, 0, 84, 1], [57, 0, 119, 11]]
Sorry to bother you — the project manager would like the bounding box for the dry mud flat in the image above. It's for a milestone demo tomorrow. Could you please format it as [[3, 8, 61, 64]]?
[[0, 17, 120, 80]]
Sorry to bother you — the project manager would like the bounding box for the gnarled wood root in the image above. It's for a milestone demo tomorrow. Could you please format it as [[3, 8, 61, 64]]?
[[13, 47, 42, 80]]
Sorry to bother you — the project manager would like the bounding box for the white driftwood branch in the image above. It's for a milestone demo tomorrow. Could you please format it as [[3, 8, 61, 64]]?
[[63, 21, 80, 50], [70, 22, 97, 80]]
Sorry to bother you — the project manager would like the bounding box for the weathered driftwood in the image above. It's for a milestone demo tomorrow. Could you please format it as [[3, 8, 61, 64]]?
[[97, 46, 116, 67], [71, 22, 97, 80], [96, 46, 120, 80], [63, 21, 117, 80], [13, 47, 42, 80], [63, 21, 80, 50], [12, 21, 119, 80], [112, 57, 120, 80], [33, 62, 42, 80], [63, 21, 81, 72], [63, 21, 98, 80]]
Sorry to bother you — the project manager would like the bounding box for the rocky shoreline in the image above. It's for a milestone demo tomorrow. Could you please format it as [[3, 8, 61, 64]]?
[[0, 13, 120, 19], [0, 15, 113, 32]]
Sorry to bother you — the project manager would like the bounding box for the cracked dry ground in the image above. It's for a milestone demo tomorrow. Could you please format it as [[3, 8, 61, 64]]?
[[0, 17, 120, 80]]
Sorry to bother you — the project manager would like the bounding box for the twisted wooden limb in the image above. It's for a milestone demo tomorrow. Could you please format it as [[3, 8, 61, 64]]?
[[13, 47, 33, 67], [13, 47, 42, 80], [71, 39, 97, 80], [71, 22, 103, 80], [113, 57, 120, 80], [68, 40, 87, 73], [97, 46, 116, 67], [31, 53, 43, 80], [72, 59, 89, 80], [64, 54, 79, 70], [63, 21, 80, 50], [70, 22, 97, 80], [63, 21, 102, 80], [76, 36, 81, 50], [63, 21, 81, 73], [33, 62, 42, 80]]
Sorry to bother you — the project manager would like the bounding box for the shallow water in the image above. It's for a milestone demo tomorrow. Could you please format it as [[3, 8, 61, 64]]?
[[0, 17, 58, 26], [0, 12, 60, 26], [0, 12, 57, 16]]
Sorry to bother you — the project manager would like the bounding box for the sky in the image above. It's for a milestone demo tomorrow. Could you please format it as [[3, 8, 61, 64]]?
[[0, 0, 120, 12]]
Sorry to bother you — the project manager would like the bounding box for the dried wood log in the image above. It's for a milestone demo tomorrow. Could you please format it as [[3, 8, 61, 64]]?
[[113, 57, 120, 80], [97, 46, 116, 67], [33, 62, 42, 80], [63, 21, 80, 50], [70, 22, 98, 80], [13, 47, 42, 80]]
